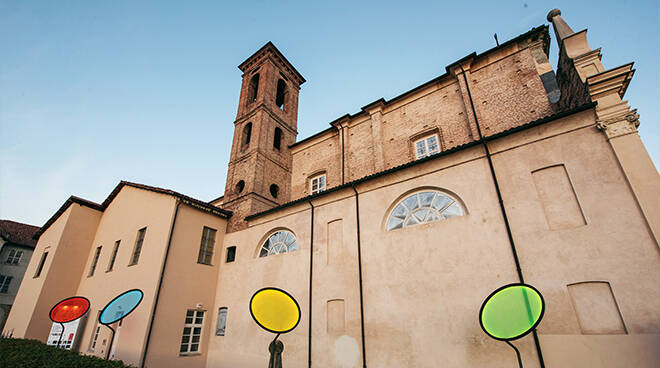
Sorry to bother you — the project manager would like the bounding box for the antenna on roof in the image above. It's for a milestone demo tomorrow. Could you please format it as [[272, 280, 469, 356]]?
[[494, 33, 500, 46]]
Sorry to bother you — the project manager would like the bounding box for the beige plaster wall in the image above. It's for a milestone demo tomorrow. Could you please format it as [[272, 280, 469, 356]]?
[[75, 186, 177, 366], [144, 203, 227, 368], [355, 148, 540, 367], [2, 204, 102, 340], [488, 109, 660, 365], [206, 206, 312, 368]]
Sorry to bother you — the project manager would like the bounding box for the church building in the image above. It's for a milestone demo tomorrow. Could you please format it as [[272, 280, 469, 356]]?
[[3, 9, 659, 368]]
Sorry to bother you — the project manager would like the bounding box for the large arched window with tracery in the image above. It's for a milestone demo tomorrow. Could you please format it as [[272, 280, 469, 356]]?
[[386, 190, 465, 231], [259, 230, 298, 257]]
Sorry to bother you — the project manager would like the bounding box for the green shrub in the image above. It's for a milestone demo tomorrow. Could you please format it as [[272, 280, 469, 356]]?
[[0, 338, 135, 368]]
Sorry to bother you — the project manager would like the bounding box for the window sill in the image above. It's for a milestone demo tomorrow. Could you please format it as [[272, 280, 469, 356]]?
[[196, 262, 214, 267], [179, 352, 202, 357]]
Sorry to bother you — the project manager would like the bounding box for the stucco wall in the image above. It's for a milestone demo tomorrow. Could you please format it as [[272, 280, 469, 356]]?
[[206, 206, 312, 368], [489, 110, 660, 367], [75, 186, 177, 366], [144, 203, 227, 368]]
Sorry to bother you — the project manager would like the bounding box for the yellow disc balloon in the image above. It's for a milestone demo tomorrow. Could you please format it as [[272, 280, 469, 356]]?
[[250, 287, 301, 334]]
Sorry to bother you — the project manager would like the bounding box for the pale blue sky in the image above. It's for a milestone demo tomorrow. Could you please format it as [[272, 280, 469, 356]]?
[[1, 0, 658, 226]]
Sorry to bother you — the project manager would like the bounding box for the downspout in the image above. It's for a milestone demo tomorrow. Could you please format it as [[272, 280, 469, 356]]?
[[307, 200, 314, 368], [140, 199, 181, 368], [458, 64, 546, 367], [350, 184, 367, 368]]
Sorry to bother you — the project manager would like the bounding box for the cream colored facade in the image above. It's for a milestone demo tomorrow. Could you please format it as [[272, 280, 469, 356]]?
[[4, 9, 660, 368]]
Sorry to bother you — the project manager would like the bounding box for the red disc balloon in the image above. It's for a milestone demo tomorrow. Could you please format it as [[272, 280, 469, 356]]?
[[50, 296, 90, 323]]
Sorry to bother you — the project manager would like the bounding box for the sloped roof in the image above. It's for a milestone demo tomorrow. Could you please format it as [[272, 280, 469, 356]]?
[[34, 181, 232, 240], [0, 219, 40, 247]]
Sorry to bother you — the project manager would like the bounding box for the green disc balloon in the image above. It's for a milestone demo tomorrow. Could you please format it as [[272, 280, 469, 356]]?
[[479, 283, 545, 341]]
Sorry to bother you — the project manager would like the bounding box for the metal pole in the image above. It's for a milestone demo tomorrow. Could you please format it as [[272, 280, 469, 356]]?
[[56, 322, 65, 348], [505, 340, 523, 368], [104, 324, 116, 360]]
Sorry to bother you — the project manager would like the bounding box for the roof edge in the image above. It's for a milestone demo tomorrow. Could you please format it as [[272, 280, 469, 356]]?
[[289, 25, 549, 149], [34, 181, 232, 240], [248, 101, 597, 221]]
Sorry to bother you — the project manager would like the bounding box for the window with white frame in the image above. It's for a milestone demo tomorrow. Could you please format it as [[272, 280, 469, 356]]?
[[197, 227, 216, 265], [0, 275, 12, 293], [414, 134, 440, 159], [310, 174, 326, 195], [180, 310, 204, 354], [5, 249, 23, 265], [259, 230, 298, 257], [216, 307, 228, 336], [386, 190, 465, 231]]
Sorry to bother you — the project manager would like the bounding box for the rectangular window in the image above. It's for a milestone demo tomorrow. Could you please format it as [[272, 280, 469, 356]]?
[[6, 249, 23, 265], [216, 307, 228, 336], [34, 251, 48, 278], [88, 246, 102, 277], [180, 310, 204, 355], [225, 246, 236, 263], [129, 227, 147, 266], [0, 275, 12, 293], [89, 312, 101, 352], [414, 134, 440, 159], [107, 240, 120, 272], [310, 174, 326, 195], [197, 227, 216, 265]]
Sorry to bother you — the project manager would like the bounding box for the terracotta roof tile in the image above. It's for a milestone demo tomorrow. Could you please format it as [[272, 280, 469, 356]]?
[[0, 219, 40, 247]]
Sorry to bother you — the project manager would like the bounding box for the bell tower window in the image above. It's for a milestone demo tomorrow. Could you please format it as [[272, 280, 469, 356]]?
[[275, 79, 286, 109], [273, 127, 282, 150], [269, 184, 280, 198], [241, 123, 252, 148], [248, 74, 260, 104]]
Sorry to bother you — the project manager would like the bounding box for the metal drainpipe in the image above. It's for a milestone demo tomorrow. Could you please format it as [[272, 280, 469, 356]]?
[[458, 64, 546, 367], [307, 200, 314, 368], [140, 199, 181, 368], [350, 184, 367, 368]]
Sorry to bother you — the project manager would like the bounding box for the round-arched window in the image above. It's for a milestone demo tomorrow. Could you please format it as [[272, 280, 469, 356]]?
[[259, 230, 298, 257], [386, 190, 464, 231], [270, 184, 279, 198]]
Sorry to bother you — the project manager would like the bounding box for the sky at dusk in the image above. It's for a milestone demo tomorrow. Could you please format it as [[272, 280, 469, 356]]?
[[1, 0, 658, 226]]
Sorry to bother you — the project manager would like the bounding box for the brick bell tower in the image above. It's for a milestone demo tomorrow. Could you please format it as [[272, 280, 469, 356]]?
[[223, 42, 305, 231]]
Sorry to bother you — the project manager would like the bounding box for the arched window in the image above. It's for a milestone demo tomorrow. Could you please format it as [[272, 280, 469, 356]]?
[[241, 123, 252, 147], [273, 127, 282, 150], [235, 180, 245, 194], [275, 79, 286, 109], [386, 190, 464, 231], [269, 184, 279, 198], [259, 230, 297, 257], [248, 74, 259, 103]]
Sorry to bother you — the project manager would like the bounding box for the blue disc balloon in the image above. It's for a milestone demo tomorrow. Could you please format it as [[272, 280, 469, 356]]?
[[99, 289, 144, 325]]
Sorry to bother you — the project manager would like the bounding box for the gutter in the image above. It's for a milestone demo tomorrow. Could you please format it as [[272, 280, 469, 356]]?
[[307, 200, 314, 368], [140, 199, 181, 368], [458, 63, 546, 367], [350, 184, 367, 368]]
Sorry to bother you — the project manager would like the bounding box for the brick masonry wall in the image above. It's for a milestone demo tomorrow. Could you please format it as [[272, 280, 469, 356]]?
[[291, 134, 341, 197], [556, 46, 591, 110], [287, 31, 562, 202], [380, 83, 473, 171], [346, 120, 376, 181], [470, 47, 557, 136]]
